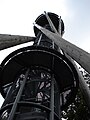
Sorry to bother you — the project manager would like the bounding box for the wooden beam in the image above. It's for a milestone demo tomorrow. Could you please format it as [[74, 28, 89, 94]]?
[[0, 34, 35, 50], [34, 23, 90, 74]]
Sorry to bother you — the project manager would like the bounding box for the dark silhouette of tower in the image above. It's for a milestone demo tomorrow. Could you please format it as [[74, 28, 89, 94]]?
[[0, 12, 79, 120]]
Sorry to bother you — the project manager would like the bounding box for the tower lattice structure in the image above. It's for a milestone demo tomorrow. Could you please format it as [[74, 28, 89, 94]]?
[[0, 12, 79, 120]]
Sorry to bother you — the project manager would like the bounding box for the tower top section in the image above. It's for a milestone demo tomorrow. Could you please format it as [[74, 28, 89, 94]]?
[[34, 12, 65, 37]]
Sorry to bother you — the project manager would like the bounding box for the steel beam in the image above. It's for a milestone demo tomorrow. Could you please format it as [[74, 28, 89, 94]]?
[[44, 11, 58, 34], [7, 69, 30, 120], [58, 16, 62, 36], [50, 76, 55, 120]]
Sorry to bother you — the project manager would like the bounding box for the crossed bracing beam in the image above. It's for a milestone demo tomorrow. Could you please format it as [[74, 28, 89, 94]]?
[[34, 12, 90, 109]]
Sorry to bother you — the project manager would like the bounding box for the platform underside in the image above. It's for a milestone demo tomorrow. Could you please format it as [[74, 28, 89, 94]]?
[[0, 46, 78, 93]]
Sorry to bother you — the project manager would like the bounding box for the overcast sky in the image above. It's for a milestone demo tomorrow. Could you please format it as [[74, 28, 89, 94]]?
[[0, 0, 90, 118]]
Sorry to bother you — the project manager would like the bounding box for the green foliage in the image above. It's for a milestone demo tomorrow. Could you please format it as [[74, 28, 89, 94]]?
[[62, 69, 90, 120], [62, 89, 90, 120]]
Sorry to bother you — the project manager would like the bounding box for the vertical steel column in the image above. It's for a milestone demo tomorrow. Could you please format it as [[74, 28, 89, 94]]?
[[7, 68, 30, 120], [50, 75, 55, 120], [52, 41, 61, 120], [49, 40, 55, 120], [49, 41, 55, 120], [57, 92, 62, 120]]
